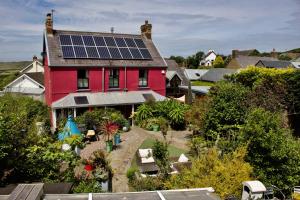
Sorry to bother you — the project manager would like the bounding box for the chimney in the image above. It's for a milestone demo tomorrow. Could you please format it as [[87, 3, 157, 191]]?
[[271, 48, 278, 58], [232, 50, 238, 59], [141, 20, 152, 40], [33, 55, 38, 61], [45, 13, 53, 35]]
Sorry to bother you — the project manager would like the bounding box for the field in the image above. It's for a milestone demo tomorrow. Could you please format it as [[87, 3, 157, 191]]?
[[0, 61, 31, 90], [191, 80, 215, 86]]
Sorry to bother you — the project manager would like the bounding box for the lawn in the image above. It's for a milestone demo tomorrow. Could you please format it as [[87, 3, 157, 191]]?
[[130, 138, 187, 169], [191, 80, 215, 86]]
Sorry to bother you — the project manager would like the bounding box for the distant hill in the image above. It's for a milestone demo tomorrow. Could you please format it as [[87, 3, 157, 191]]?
[[0, 61, 31, 72], [287, 48, 300, 53]]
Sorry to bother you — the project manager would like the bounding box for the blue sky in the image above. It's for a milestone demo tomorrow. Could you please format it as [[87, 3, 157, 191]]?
[[0, 0, 300, 61]]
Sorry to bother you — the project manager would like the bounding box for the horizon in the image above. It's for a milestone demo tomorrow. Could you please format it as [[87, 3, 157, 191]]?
[[0, 0, 300, 61]]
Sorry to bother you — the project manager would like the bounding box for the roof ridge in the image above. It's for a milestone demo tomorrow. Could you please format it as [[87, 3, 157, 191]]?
[[55, 29, 141, 37]]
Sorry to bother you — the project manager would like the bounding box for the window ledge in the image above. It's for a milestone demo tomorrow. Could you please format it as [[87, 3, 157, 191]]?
[[107, 88, 121, 91], [138, 86, 150, 89], [77, 89, 91, 92]]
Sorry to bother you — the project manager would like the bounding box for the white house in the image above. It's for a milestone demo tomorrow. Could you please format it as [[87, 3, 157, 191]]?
[[19, 56, 44, 73], [200, 50, 217, 66]]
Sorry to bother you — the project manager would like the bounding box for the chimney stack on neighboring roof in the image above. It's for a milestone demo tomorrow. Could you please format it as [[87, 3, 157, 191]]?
[[271, 48, 278, 58], [33, 55, 38, 61], [141, 20, 152, 40], [45, 13, 53, 35], [232, 50, 238, 59]]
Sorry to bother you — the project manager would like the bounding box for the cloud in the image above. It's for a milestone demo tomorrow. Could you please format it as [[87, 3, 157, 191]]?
[[0, 0, 300, 61]]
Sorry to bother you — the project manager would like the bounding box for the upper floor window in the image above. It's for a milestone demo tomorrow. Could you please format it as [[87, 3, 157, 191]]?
[[77, 69, 89, 89], [109, 69, 119, 88], [139, 69, 148, 87]]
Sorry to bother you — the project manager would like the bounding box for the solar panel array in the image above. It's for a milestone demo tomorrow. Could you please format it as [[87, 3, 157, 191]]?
[[59, 35, 152, 60]]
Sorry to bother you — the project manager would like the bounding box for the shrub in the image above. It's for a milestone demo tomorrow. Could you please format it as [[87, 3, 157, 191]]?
[[130, 176, 165, 191], [135, 104, 153, 123], [126, 167, 139, 182], [72, 180, 102, 193]]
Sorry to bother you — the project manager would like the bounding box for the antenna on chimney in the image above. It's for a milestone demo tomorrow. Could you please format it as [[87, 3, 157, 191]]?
[[111, 27, 114, 34]]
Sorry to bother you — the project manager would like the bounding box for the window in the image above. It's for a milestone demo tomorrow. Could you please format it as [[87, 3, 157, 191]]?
[[109, 69, 119, 88], [77, 69, 89, 89], [139, 69, 148, 87]]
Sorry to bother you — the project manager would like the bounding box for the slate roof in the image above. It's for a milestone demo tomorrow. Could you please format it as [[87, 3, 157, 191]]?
[[165, 59, 189, 85], [200, 68, 237, 82], [45, 30, 167, 68], [25, 72, 44, 86], [235, 55, 278, 68], [52, 90, 166, 108], [256, 60, 293, 68], [184, 69, 208, 80]]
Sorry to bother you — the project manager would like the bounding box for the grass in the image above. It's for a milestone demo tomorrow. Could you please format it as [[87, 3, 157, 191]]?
[[130, 138, 187, 169], [191, 80, 215, 86]]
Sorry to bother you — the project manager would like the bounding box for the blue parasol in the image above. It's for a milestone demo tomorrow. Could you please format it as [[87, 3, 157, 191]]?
[[58, 115, 81, 140]]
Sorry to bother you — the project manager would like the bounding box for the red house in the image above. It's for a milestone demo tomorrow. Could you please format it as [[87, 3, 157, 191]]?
[[42, 13, 167, 128]]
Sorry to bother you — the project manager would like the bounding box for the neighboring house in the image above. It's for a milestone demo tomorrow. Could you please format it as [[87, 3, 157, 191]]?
[[4, 72, 45, 101], [184, 69, 208, 81], [165, 59, 189, 97], [255, 60, 293, 68], [200, 68, 238, 82], [227, 55, 278, 69], [200, 50, 217, 66], [42, 13, 167, 128], [291, 57, 300, 69], [2, 56, 45, 100], [231, 49, 258, 57], [20, 56, 44, 73]]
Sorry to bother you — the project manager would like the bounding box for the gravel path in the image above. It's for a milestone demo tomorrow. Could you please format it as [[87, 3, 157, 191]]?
[[80, 126, 191, 192]]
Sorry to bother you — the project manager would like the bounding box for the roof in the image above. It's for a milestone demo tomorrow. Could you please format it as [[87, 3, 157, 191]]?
[[184, 69, 208, 80], [179, 86, 211, 94], [242, 181, 266, 193], [204, 50, 217, 59], [52, 90, 166, 109], [200, 68, 237, 82], [45, 30, 167, 68], [165, 59, 189, 85], [291, 62, 300, 68], [256, 60, 293, 68], [20, 60, 43, 73], [25, 72, 44, 86], [235, 56, 278, 68]]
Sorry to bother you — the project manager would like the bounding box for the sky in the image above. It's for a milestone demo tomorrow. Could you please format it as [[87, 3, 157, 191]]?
[[0, 0, 300, 61]]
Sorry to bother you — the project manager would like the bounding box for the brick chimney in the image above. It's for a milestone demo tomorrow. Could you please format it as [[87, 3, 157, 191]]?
[[232, 50, 238, 59], [141, 20, 152, 40], [33, 55, 38, 61], [45, 13, 53, 35], [271, 48, 278, 58]]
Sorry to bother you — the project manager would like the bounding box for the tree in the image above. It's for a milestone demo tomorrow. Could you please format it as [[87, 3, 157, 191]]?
[[213, 56, 225, 68], [165, 147, 253, 199], [241, 108, 300, 195], [152, 140, 170, 178], [195, 51, 205, 66], [278, 54, 292, 61], [169, 56, 185, 66]]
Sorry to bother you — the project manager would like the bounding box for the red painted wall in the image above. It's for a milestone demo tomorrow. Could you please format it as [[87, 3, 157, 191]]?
[[46, 66, 166, 106]]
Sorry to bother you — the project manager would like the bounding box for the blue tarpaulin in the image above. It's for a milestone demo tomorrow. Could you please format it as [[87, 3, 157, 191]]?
[[58, 115, 81, 141]]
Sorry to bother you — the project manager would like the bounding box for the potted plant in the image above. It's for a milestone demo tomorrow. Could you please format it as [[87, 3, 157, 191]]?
[[101, 120, 119, 152]]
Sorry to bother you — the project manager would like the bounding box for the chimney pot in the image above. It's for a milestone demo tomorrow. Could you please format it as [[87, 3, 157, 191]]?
[[141, 20, 152, 40], [33, 55, 37, 61], [45, 13, 53, 35]]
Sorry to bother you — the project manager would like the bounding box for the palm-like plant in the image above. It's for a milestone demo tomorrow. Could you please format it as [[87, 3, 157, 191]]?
[[100, 120, 119, 142]]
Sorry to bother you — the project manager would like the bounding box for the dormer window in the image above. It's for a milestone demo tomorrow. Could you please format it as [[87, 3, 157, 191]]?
[[77, 69, 89, 89]]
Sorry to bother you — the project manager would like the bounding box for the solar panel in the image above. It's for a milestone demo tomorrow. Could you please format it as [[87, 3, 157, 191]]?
[[86, 47, 99, 58], [94, 36, 106, 46], [140, 48, 152, 59], [71, 35, 84, 45], [124, 38, 136, 47], [119, 48, 132, 59], [74, 96, 89, 104], [60, 35, 72, 45], [61, 46, 75, 58], [74, 46, 87, 58], [59, 34, 151, 60], [108, 47, 122, 59], [134, 38, 146, 48], [97, 47, 111, 59], [82, 35, 95, 46], [104, 37, 116, 47], [114, 37, 127, 47], [129, 48, 143, 59]]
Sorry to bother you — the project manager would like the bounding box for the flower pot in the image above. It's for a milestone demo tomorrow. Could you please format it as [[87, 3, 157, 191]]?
[[106, 140, 113, 152], [152, 124, 160, 132], [114, 133, 121, 145]]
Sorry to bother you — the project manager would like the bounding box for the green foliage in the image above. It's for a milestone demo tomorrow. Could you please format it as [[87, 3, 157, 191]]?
[[241, 108, 300, 194], [126, 167, 139, 182], [135, 104, 153, 122], [278, 54, 292, 61], [166, 147, 253, 199], [152, 140, 170, 178], [129, 176, 165, 191], [0, 72, 19, 90], [72, 180, 102, 193], [191, 80, 215, 86], [213, 55, 225, 68], [169, 56, 185, 66], [248, 49, 261, 56]]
